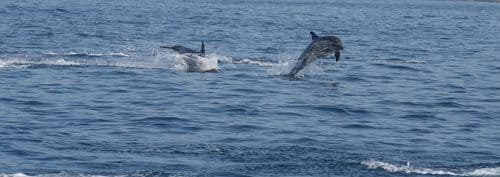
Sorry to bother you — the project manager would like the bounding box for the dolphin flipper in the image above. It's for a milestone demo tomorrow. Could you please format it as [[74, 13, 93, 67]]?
[[335, 51, 340, 62]]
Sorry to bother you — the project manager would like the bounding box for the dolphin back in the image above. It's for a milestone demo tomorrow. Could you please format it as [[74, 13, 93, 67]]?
[[161, 41, 206, 57]]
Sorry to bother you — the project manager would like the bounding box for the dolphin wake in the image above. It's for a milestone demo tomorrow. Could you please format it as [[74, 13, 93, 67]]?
[[0, 51, 227, 72], [362, 160, 500, 176]]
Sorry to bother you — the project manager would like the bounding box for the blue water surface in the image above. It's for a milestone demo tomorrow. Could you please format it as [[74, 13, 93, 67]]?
[[1, 0, 500, 176]]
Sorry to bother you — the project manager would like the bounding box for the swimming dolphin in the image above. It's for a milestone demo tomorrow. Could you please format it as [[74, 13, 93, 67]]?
[[161, 41, 205, 57], [287, 31, 343, 77], [161, 41, 219, 72]]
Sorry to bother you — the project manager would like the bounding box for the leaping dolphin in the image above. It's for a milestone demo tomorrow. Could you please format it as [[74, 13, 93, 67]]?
[[161, 41, 205, 57], [287, 31, 343, 77]]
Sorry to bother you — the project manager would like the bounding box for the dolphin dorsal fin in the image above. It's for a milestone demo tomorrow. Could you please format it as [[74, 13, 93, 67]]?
[[310, 31, 319, 40], [200, 41, 205, 54]]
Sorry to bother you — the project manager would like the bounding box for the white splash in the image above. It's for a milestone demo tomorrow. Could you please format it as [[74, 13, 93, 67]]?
[[0, 58, 80, 68], [468, 167, 500, 176], [362, 159, 500, 176], [265, 52, 293, 76], [0, 173, 187, 177], [266, 53, 328, 77], [0, 173, 113, 177], [43, 51, 130, 57], [233, 58, 274, 67], [375, 58, 427, 64], [157, 52, 221, 72]]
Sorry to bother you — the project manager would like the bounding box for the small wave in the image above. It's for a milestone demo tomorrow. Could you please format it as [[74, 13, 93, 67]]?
[[43, 52, 130, 57], [0, 173, 112, 177], [0, 58, 80, 68], [233, 58, 275, 67], [376, 58, 427, 64], [362, 159, 500, 176]]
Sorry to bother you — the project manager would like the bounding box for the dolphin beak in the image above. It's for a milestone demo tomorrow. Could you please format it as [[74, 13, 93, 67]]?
[[335, 51, 340, 62]]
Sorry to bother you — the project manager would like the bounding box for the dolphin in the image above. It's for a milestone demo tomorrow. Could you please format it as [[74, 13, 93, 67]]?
[[161, 41, 219, 72], [161, 41, 205, 57], [287, 31, 343, 77]]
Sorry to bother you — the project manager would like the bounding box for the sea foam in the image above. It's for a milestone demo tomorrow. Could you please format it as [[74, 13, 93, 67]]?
[[362, 159, 500, 176]]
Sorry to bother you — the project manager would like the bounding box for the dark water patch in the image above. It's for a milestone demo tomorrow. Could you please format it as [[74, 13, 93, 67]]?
[[371, 63, 422, 72], [485, 86, 500, 91], [443, 83, 467, 91], [443, 142, 467, 148], [222, 105, 260, 116], [341, 124, 379, 130], [374, 141, 409, 148], [366, 75, 394, 80], [406, 128, 434, 134], [75, 32, 106, 39], [0, 97, 18, 103], [230, 88, 260, 93], [212, 137, 262, 144], [256, 47, 279, 53], [208, 172, 252, 177], [114, 20, 150, 25], [286, 137, 320, 144], [339, 74, 367, 82], [22, 100, 51, 106], [462, 151, 494, 156], [181, 126, 204, 132], [2, 137, 43, 143], [229, 73, 255, 79], [344, 107, 371, 115], [28, 155, 86, 162], [409, 138, 433, 143], [270, 130, 298, 135], [109, 89, 128, 93], [480, 98, 500, 103], [435, 101, 464, 108], [310, 105, 348, 114], [378, 100, 431, 108], [400, 114, 438, 121], [3, 148, 44, 157], [89, 105, 117, 111], [274, 111, 308, 117], [226, 124, 269, 132], [54, 8, 70, 13], [458, 128, 475, 132]]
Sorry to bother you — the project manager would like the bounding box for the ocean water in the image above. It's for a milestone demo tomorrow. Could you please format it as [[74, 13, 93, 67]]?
[[1, 0, 499, 176]]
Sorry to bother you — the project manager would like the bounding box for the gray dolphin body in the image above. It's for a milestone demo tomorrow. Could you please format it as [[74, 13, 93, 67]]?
[[161, 41, 206, 57], [287, 31, 343, 77], [161, 41, 219, 72]]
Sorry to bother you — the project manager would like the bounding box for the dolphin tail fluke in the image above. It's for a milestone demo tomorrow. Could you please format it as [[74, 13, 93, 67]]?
[[310, 31, 319, 40]]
